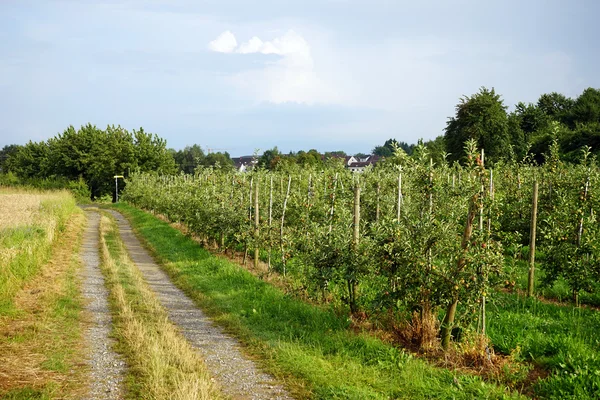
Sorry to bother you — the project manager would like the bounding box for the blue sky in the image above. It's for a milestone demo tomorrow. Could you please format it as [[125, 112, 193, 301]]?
[[1, 0, 599, 156]]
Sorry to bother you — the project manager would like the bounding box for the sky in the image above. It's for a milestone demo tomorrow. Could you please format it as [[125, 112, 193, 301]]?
[[1, 0, 599, 157]]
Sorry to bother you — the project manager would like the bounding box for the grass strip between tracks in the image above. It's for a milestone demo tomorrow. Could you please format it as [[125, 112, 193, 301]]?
[[98, 212, 222, 400]]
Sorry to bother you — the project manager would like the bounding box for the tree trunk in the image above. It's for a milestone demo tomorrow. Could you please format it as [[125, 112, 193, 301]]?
[[441, 199, 477, 350], [349, 183, 361, 314], [254, 178, 260, 270], [441, 298, 458, 350]]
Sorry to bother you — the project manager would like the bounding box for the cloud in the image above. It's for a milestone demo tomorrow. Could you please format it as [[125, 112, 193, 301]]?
[[209, 30, 339, 105], [208, 30, 237, 53], [237, 32, 308, 58]]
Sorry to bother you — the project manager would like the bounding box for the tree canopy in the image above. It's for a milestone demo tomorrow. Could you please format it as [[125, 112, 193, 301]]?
[[172, 145, 233, 173], [4, 124, 176, 199], [444, 87, 509, 164]]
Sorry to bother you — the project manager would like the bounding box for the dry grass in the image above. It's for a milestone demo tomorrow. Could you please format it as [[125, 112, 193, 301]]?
[[0, 189, 77, 309], [99, 214, 221, 400], [0, 209, 88, 399]]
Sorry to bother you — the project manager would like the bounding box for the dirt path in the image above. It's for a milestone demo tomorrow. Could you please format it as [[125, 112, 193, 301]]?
[[107, 210, 293, 400], [80, 210, 126, 399]]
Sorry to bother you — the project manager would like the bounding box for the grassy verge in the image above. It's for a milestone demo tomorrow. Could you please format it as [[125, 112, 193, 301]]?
[[486, 255, 600, 399], [488, 292, 600, 398], [0, 205, 87, 399], [97, 212, 221, 400], [0, 189, 77, 315], [113, 202, 520, 399]]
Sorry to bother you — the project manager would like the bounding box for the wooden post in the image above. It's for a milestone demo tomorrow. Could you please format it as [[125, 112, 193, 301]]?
[[353, 184, 361, 248], [478, 150, 485, 334], [243, 177, 253, 265], [254, 178, 260, 270], [527, 180, 539, 297], [487, 169, 493, 232], [375, 182, 381, 222], [397, 173, 402, 223], [349, 183, 361, 314], [220, 195, 225, 250], [577, 173, 590, 247], [574, 172, 590, 306], [307, 173, 312, 204], [328, 173, 338, 233], [429, 159, 433, 215], [268, 175, 273, 271], [280, 176, 292, 276]]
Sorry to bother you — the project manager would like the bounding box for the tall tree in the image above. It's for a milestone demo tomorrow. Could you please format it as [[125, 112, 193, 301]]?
[[296, 149, 323, 166], [444, 87, 509, 164], [200, 152, 234, 170], [571, 88, 600, 126], [132, 128, 176, 174], [0, 144, 21, 173], [537, 92, 575, 127], [258, 147, 282, 170], [507, 102, 551, 160], [423, 136, 446, 166], [373, 139, 414, 157], [174, 145, 205, 174], [8, 141, 51, 179], [8, 124, 177, 199]]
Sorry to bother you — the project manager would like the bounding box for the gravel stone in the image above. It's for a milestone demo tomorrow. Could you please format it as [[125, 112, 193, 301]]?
[[108, 210, 294, 400], [80, 210, 126, 399]]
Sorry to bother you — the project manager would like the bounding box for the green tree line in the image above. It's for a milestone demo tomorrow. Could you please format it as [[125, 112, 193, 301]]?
[[1, 87, 599, 198], [1, 124, 176, 199], [443, 87, 600, 165]]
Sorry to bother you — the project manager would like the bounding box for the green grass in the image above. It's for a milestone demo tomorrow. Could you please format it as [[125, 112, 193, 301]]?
[[0, 387, 52, 400], [512, 251, 600, 307], [489, 293, 600, 398], [113, 202, 520, 399], [490, 261, 600, 399]]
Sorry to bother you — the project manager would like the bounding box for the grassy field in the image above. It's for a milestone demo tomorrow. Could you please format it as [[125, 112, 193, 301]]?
[[0, 188, 78, 315], [97, 211, 221, 399], [113, 202, 521, 399], [486, 256, 600, 398], [0, 188, 85, 398]]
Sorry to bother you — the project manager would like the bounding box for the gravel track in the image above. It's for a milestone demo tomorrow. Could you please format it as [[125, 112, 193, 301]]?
[[80, 210, 125, 399], [107, 209, 293, 400]]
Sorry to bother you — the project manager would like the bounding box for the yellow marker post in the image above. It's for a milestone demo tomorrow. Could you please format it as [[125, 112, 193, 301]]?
[[114, 175, 124, 202]]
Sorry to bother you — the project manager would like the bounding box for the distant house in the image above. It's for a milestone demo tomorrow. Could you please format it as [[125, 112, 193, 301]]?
[[344, 155, 381, 172], [233, 153, 381, 173], [231, 156, 258, 172]]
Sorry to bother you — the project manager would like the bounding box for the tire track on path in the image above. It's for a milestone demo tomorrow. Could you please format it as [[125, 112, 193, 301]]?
[[107, 209, 293, 400], [80, 210, 125, 399]]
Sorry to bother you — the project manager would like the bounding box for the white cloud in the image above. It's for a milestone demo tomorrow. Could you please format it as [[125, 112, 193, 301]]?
[[208, 30, 237, 53], [209, 30, 340, 105], [236, 37, 265, 54]]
